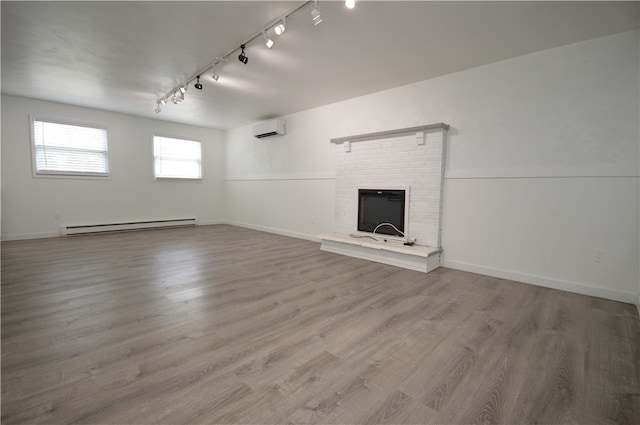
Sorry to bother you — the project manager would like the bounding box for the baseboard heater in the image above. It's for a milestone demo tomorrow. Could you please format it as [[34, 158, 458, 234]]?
[[60, 218, 197, 236]]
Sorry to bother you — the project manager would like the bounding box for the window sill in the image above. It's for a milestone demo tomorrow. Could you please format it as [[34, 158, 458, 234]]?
[[154, 177, 203, 182], [33, 173, 111, 180]]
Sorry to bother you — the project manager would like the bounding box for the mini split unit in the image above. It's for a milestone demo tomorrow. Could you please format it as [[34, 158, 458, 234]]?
[[253, 119, 286, 139]]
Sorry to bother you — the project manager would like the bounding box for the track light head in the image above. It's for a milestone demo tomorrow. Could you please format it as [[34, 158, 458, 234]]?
[[159, 99, 166, 106], [274, 17, 286, 35], [172, 90, 184, 104], [211, 72, 220, 81], [311, 1, 323, 25], [179, 85, 187, 94], [194, 76, 203, 90], [154, 103, 162, 114], [238, 44, 248, 64], [263, 31, 274, 49], [345, 0, 355, 8]]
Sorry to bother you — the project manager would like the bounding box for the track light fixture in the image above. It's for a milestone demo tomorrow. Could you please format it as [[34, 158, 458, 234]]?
[[211, 62, 221, 81], [274, 17, 286, 35], [238, 44, 248, 64], [194, 76, 203, 90], [155, 0, 348, 114], [263, 31, 274, 49], [171, 89, 185, 104], [311, 0, 323, 25]]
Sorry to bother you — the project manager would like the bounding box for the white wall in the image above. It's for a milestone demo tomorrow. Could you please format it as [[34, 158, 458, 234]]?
[[224, 109, 336, 241], [1, 95, 226, 240], [225, 30, 639, 304]]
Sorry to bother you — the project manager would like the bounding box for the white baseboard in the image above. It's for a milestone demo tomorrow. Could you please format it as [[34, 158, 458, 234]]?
[[443, 259, 638, 306], [223, 220, 320, 243], [1, 231, 59, 241], [197, 219, 225, 226]]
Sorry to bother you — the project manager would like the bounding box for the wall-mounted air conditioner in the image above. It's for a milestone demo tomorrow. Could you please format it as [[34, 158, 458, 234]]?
[[253, 119, 286, 139]]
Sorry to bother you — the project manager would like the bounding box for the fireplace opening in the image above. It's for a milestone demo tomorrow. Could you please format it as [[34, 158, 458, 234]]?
[[358, 189, 406, 237]]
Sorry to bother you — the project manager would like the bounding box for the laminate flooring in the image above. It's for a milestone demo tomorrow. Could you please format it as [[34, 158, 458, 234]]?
[[2, 225, 639, 424]]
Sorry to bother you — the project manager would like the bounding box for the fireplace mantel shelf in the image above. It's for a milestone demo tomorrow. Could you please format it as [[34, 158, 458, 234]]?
[[330, 123, 449, 145], [319, 233, 442, 273]]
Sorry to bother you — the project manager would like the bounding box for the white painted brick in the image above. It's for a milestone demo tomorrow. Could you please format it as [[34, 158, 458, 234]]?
[[334, 130, 445, 247]]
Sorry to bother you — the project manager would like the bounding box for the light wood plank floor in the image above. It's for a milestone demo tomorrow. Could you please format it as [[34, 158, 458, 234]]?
[[2, 224, 639, 424]]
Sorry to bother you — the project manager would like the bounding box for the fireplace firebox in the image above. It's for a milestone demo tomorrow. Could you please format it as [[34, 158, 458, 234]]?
[[357, 189, 406, 237]]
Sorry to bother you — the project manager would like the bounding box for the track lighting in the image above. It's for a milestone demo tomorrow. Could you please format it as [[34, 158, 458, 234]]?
[[238, 44, 248, 64], [171, 90, 184, 104], [274, 17, 286, 35], [155, 1, 350, 114], [263, 31, 274, 49], [311, 1, 323, 25], [211, 64, 220, 81]]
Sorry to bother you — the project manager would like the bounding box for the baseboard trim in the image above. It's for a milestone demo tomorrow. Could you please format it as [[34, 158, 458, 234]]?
[[223, 220, 320, 243], [197, 219, 225, 226], [443, 259, 638, 305], [1, 231, 59, 241]]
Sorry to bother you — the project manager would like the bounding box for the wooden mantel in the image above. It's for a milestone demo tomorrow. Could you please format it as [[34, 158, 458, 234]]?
[[330, 122, 450, 145]]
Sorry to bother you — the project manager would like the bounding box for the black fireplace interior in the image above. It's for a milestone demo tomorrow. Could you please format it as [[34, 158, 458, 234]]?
[[357, 189, 405, 236]]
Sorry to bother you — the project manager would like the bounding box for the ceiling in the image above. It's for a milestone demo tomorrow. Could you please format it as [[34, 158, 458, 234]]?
[[2, 1, 638, 130]]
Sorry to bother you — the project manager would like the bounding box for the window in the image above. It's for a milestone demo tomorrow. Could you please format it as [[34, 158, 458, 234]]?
[[32, 118, 109, 177], [153, 136, 202, 179]]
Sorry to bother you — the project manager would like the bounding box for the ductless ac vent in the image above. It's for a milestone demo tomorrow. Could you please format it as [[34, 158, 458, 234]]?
[[253, 119, 286, 139], [256, 131, 279, 139]]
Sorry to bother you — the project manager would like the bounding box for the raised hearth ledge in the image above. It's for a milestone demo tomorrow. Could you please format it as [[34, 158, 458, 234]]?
[[319, 233, 441, 273]]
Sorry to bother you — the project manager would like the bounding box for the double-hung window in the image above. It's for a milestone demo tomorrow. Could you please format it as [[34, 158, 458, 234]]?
[[153, 135, 202, 180], [31, 118, 109, 177]]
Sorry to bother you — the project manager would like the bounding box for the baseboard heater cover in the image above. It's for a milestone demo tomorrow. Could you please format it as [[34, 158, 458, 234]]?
[[60, 218, 197, 236]]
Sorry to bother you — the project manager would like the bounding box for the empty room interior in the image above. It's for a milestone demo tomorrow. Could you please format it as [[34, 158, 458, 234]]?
[[2, 1, 640, 424]]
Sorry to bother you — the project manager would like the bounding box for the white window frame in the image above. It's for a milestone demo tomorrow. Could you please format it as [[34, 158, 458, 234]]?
[[153, 134, 203, 181], [29, 115, 110, 179]]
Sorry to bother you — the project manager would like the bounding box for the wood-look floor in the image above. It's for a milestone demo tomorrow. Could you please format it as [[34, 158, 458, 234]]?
[[2, 225, 639, 424]]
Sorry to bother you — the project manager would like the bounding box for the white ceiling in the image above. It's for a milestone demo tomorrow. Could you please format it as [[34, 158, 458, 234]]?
[[2, 1, 638, 130]]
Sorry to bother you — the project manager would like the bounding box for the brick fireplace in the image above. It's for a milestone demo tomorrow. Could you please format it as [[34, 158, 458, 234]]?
[[321, 123, 449, 273]]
